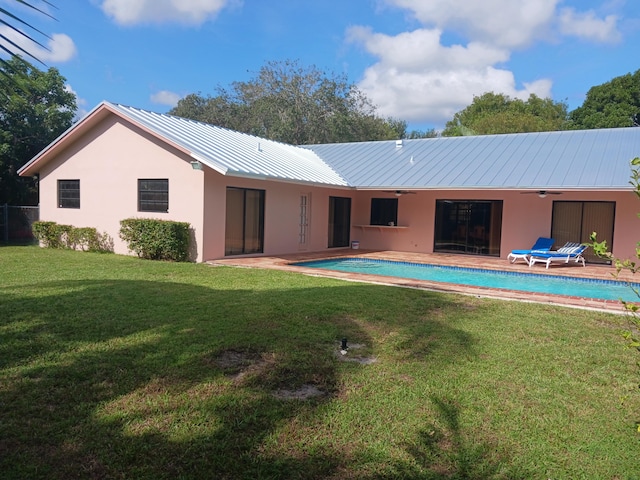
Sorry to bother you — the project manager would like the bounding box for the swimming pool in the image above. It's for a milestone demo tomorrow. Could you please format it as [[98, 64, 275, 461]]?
[[293, 258, 640, 302]]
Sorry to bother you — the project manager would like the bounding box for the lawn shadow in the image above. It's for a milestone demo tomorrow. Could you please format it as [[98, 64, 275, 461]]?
[[374, 395, 533, 479], [0, 276, 478, 478]]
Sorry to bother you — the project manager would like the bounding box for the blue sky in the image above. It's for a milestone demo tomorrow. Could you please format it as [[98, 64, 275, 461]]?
[[2, 0, 640, 131]]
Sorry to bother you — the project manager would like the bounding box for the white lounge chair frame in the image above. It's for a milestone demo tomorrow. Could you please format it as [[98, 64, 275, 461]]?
[[528, 243, 587, 269]]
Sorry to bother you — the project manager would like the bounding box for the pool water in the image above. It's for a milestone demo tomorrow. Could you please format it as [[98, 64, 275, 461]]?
[[294, 258, 640, 302]]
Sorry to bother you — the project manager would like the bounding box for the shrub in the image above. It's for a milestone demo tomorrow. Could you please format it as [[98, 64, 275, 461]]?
[[32, 221, 113, 252], [32, 221, 72, 249], [67, 227, 114, 253], [67, 227, 96, 251], [119, 218, 191, 262]]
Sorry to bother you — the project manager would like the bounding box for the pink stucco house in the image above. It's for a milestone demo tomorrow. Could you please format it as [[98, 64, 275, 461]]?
[[18, 101, 640, 263]]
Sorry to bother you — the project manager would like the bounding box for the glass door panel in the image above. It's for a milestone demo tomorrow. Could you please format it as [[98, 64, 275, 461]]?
[[328, 196, 351, 248], [434, 200, 502, 256]]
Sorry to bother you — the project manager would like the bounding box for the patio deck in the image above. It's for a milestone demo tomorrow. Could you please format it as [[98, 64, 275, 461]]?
[[209, 249, 638, 313]]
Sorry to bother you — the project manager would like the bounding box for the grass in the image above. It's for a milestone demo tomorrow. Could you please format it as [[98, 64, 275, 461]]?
[[1, 246, 639, 479]]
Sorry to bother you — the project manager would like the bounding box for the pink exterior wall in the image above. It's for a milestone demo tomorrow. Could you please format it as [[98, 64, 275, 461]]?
[[201, 172, 353, 259], [348, 190, 640, 261], [607, 191, 640, 260], [350, 191, 432, 252], [38, 116, 207, 261], [498, 190, 638, 260]]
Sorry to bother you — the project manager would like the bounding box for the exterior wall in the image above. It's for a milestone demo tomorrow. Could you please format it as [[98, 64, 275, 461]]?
[[501, 190, 638, 260], [349, 190, 640, 261], [350, 191, 433, 252], [38, 116, 206, 261], [606, 191, 639, 260], [201, 172, 353, 260]]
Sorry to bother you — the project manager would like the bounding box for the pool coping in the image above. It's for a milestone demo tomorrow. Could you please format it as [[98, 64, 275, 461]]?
[[208, 249, 638, 314]]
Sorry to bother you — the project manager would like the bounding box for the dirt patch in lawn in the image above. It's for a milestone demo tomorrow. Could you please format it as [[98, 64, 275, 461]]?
[[209, 349, 275, 383], [272, 384, 325, 400], [209, 349, 327, 400], [210, 345, 376, 400]]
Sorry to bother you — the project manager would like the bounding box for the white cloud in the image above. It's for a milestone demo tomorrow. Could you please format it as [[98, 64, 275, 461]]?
[[44, 34, 78, 62], [350, 26, 551, 125], [348, 0, 621, 127], [100, 0, 236, 26], [347, 27, 510, 72], [150, 90, 182, 107], [0, 27, 77, 63], [386, 0, 559, 48], [558, 8, 621, 43], [358, 61, 552, 125], [65, 84, 90, 121]]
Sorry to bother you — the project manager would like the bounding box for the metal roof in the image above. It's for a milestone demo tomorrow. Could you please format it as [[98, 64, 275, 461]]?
[[302, 128, 640, 190], [19, 102, 640, 191], [107, 103, 348, 186]]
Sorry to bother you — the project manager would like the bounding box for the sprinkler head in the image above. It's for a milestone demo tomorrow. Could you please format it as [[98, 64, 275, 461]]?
[[341, 338, 348, 350]]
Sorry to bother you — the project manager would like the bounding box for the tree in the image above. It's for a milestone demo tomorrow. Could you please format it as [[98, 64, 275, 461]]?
[[569, 70, 640, 129], [170, 60, 408, 144], [406, 128, 438, 139], [442, 92, 569, 136], [0, 57, 77, 205]]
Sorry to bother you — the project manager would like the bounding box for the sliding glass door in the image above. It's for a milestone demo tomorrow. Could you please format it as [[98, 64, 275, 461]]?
[[225, 187, 265, 256], [551, 201, 614, 264], [434, 200, 503, 256], [328, 196, 351, 248]]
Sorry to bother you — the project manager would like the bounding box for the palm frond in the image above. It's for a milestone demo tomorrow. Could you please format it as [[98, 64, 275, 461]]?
[[14, 0, 56, 20], [0, 20, 48, 64], [0, 1, 57, 84], [0, 6, 53, 39]]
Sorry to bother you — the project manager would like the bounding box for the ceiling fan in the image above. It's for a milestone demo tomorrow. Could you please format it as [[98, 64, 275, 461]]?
[[520, 190, 562, 198], [383, 190, 416, 196]]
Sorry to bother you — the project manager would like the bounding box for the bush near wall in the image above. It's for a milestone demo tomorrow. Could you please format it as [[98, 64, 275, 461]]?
[[32, 221, 72, 249], [67, 227, 113, 252], [31, 221, 113, 252], [119, 218, 191, 262]]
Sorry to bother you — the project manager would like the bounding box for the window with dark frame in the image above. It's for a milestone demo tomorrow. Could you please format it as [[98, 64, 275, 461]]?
[[58, 179, 80, 208], [370, 198, 398, 226], [138, 179, 169, 212]]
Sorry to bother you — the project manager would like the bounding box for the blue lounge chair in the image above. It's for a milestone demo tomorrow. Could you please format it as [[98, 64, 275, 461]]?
[[507, 237, 555, 264], [528, 242, 588, 269]]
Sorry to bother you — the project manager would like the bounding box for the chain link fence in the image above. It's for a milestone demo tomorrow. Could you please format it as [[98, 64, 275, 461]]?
[[0, 204, 39, 244]]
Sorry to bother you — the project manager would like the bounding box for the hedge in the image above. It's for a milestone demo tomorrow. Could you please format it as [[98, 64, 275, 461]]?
[[119, 218, 191, 262], [32, 221, 113, 252]]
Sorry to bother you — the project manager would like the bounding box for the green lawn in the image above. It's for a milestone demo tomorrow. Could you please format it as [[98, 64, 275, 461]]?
[[1, 246, 638, 479]]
